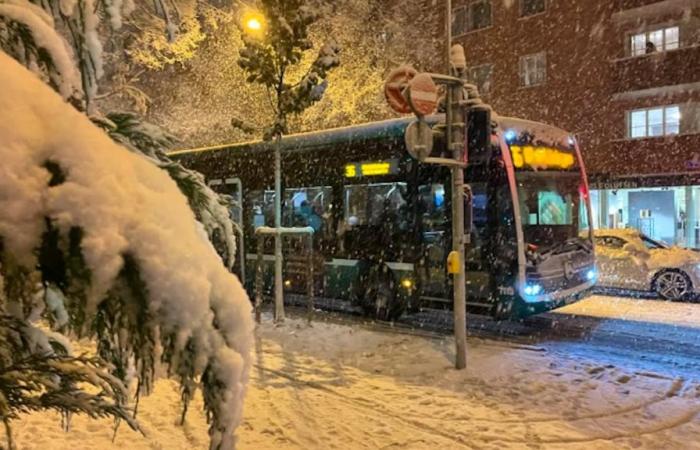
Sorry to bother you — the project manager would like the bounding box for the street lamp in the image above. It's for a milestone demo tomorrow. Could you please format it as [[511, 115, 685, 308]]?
[[242, 11, 265, 35]]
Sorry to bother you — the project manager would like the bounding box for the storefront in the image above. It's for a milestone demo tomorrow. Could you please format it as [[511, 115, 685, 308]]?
[[590, 174, 700, 249]]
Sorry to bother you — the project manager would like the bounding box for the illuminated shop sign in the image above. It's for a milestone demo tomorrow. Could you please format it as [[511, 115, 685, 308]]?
[[509, 145, 576, 170], [345, 159, 399, 178]]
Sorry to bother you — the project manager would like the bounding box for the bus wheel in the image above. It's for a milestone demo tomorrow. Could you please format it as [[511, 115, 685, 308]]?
[[363, 265, 402, 321]]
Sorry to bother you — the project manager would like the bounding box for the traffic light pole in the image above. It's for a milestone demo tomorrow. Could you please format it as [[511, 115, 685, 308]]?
[[450, 89, 467, 371], [446, 0, 467, 370]]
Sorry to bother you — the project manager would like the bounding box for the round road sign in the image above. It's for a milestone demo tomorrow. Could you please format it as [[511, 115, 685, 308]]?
[[407, 73, 438, 116], [384, 65, 417, 114], [404, 120, 433, 160]]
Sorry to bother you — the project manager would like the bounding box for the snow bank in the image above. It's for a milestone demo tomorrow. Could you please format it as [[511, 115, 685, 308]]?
[[0, 51, 253, 449]]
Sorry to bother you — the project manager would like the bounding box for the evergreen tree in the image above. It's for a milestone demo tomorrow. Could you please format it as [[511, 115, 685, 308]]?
[[0, 3, 251, 449]]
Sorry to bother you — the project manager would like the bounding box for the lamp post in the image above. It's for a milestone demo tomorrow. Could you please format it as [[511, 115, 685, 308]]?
[[241, 10, 285, 322]]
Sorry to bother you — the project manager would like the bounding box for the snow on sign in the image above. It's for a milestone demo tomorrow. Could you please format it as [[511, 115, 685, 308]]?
[[384, 65, 417, 114], [406, 73, 438, 116]]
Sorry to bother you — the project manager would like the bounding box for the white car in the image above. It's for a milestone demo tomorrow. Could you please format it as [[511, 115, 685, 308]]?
[[594, 229, 700, 301]]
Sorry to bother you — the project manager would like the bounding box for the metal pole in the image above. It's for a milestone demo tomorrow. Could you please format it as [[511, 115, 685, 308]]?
[[451, 85, 467, 370], [446, 0, 467, 370], [274, 136, 285, 323], [307, 235, 314, 323], [255, 236, 264, 323]]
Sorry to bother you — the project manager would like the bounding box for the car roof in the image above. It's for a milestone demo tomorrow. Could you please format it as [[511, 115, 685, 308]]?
[[593, 228, 641, 239]]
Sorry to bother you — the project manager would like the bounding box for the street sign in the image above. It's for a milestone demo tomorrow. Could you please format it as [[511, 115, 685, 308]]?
[[407, 73, 438, 116], [384, 65, 417, 114], [404, 120, 433, 160]]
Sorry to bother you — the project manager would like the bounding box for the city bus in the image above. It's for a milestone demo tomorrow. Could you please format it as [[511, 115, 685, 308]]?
[[171, 114, 596, 320]]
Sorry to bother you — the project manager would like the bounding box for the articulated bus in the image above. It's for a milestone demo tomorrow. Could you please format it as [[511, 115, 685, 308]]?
[[172, 114, 596, 320]]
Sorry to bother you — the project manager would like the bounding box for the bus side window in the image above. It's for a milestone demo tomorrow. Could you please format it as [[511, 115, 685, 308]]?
[[283, 186, 333, 237]]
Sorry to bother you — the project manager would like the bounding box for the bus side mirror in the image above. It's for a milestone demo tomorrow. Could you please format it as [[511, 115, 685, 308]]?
[[467, 107, 492, 164]]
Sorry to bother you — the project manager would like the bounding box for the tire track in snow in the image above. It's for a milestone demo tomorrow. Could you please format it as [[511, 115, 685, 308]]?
[[254, 363, 700, 447], [252, 364, 476, 448]]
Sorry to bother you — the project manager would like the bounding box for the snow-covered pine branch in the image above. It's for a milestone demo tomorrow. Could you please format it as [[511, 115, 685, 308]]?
[[0, 52, 253, 449], [94, 112, 240, 270]]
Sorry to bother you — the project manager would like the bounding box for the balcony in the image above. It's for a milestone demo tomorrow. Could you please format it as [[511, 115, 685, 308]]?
[[612, 45, 700, 93]]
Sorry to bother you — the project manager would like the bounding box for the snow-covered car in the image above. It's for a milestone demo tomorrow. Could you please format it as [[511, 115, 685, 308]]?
[[594, 229, 700, 301]]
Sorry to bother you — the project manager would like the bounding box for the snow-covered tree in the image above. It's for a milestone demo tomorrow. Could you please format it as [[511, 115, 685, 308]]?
[[0, 51, 253, 449], [0, 0, 239, 268], [237, 0, 340, 139]]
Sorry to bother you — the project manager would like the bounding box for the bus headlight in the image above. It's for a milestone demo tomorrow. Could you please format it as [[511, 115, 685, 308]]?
[[586, 269, 597, 282], [523, 284, 542, 296]]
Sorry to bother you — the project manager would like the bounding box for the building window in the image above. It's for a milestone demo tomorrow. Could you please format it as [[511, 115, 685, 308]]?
[[468, 64, 493, 94], [520, 0, 545, 17], [630, 26, 679, 56], [452, 6, 467, 37], [519, 52, 546, 87], [628, 105, 680, 138], [452, 1, 491, 36]]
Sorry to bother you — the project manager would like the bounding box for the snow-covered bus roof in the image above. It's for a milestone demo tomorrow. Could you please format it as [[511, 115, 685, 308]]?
[[493, 116, 574, 149], [168, 115, 443, 157], [168, 114, 573, 157]]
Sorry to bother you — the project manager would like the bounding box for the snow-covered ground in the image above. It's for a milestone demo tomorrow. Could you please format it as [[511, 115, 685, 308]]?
[[5, 298, 700, 449]]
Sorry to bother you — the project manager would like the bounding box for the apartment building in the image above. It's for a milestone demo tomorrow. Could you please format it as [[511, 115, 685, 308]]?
[[448, 0, 700, 247]]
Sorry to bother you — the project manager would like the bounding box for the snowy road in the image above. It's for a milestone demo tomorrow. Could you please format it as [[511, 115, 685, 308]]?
[[6, 295, 700, 450]]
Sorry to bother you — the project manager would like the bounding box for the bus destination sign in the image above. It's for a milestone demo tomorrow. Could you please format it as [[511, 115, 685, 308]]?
[[345, 159, 399, 178], [509, 145, 576, 170]]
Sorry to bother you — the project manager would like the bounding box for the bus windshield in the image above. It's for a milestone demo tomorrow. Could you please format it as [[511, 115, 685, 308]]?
[[516, 171, 591, 249]]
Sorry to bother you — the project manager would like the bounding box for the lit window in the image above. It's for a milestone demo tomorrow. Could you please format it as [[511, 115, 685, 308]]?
[[629, 26, 680, 56], [521, 0, 545, 17], [627, 105, 681, 138], [468, 64, 493, 94], [519, 52, 546, 87]]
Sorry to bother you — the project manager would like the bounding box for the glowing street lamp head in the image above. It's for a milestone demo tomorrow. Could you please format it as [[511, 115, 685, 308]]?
[[242, 11, 265, 35], [246, 17, 262, 31]]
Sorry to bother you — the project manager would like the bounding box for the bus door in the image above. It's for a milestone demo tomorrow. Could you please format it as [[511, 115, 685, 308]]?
[[464, 182, 492, 302], [417, 182, 449, 299], [282, 186, 332, 296], [208, 177, 245, 283]]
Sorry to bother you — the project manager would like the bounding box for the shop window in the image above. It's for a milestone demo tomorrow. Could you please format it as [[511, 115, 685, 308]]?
[[519, 52, 546, 87], [468, 64, 493, 94], [629, 26, 679, 56], [520, 0, 545, 17], [627, 105, 680, 138]]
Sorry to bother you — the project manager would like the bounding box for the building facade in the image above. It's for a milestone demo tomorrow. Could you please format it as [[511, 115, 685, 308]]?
[[448, 0, 700, 248]]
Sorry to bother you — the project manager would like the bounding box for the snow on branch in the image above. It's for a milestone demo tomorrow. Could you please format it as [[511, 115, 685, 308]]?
[[0, 52, 253, 450], [0, 0, 80, 98]]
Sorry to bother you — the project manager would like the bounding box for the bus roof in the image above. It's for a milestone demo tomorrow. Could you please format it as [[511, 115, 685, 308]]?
[[168, 114, 573, 157], [168, 115, 443, 157], [493, 116, 573, 148]]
